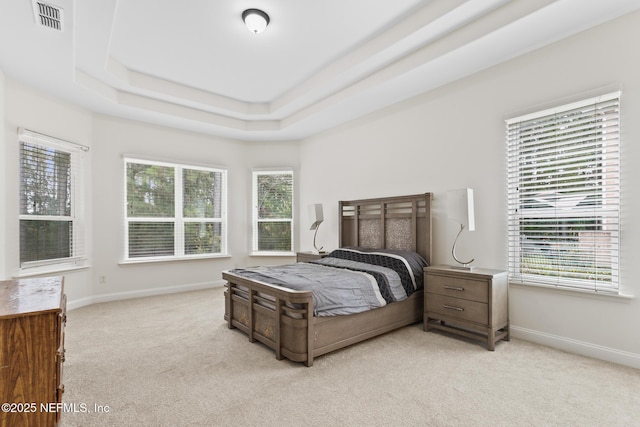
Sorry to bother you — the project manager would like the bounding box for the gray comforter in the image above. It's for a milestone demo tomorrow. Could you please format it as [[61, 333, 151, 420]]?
[[228, 261, 391, 316], [228, 248, 428, 317]]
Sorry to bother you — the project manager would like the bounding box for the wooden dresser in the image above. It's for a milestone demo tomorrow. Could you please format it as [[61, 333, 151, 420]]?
[[424, 266, 508, 350], [0, 277, 66, 427]]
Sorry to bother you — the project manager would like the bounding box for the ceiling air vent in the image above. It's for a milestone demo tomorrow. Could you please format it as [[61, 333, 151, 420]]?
[[32, 1, 63, 31]]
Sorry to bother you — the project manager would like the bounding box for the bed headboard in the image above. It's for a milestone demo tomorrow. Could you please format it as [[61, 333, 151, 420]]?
[[338, 193, 433, 264]]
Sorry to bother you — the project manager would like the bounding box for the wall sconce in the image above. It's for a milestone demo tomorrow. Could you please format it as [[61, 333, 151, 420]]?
[[309, 203, 324, 254], [242, 9, 270, 34], [447, 188, 475, 270]]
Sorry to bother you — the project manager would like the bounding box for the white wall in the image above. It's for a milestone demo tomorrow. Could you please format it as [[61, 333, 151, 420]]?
[[299, 11, 640, 368], [1, 80, 94, 303], [89, 116, 236, 304], [90, 116, 300, 305]]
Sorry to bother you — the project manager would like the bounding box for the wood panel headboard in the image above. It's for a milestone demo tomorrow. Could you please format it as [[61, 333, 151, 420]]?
[[338, 193, 433, 264]]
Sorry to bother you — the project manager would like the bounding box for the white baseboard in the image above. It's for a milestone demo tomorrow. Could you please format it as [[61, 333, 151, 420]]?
[[67, 295, 95, 310], [67, 280, 226, 311], [511, 325, 640, 370]]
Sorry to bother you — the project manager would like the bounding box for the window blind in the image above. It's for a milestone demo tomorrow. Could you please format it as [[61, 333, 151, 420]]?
[[252, 170, 294, 253], [124, 158, 226, 260], [506, 92, 620, 293], [18, 128, 88, 268]]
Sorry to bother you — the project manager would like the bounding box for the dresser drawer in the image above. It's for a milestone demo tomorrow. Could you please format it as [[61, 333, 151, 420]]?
[[426, 294, 488, 324], [426, 273, 489, 303]]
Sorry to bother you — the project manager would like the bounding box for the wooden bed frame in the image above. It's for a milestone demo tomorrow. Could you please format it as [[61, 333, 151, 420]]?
[[223, 193, 433, 366]]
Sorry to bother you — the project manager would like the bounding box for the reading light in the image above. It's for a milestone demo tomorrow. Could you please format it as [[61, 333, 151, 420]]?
[[242, 9, 270, 34], [447, 188, 475, 270], [309, 204, 324, 254]]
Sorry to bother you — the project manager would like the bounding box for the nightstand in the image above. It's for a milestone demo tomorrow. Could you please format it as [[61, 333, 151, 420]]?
[[424, 266, 509, 350], [296, 251, 330, 263]]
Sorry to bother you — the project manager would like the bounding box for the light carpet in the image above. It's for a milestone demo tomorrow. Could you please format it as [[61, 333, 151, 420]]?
[[60, 287, 640, 427]]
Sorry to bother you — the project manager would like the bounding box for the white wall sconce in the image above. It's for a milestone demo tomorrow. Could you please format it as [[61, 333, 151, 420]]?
[[309, 203, 324, 254], [447, 188, 475, 270]]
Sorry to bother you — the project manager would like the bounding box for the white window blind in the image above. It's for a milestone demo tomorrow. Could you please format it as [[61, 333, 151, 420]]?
[[125, 158, 227, 260], [18, 128, 88, 269], [252, 170, 294, 254], [506, 92, 620, 293]]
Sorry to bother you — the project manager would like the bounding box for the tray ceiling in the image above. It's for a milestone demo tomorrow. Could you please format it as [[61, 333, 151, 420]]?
[[1, 0, 639, 141]]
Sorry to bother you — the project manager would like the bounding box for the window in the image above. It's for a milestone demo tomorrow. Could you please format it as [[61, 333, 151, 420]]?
[[124, 158, 227, 261], [252, 170, 294, 254], [506, 92, 620, 293], [19, 128, 88, 270]]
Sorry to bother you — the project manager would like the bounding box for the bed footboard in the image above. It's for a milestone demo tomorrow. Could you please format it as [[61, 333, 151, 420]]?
[[223, 271, 316, 366]]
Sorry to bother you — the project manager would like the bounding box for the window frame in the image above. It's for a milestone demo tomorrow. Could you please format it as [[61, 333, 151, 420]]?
[[123, 157, 227, 262], [506, 92, 621, 294], [251, 169, 295, 256], [18, 128, 88, 273]]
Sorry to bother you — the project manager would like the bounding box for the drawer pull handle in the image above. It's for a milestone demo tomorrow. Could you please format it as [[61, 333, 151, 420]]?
[[443, 304, 464, 312], [443, 286, 464, 292]]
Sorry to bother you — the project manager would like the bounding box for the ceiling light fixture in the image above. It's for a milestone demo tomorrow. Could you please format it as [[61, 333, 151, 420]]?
[[242, 8, 270, 34]]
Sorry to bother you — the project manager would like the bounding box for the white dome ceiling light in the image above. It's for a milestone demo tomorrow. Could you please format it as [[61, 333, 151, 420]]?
[[242, 9, 270, 34]]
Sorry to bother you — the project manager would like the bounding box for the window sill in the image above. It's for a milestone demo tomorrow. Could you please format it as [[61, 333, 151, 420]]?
[[120, 254, 231, 265], [509, 281, 634, 303], [250, 252, 296, 257], [15, 263, 91, 278]]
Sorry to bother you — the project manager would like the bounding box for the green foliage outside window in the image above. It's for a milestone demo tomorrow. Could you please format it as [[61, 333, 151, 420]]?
[[255, 172, 293, 252], [126, 160, 226, 259], [20, 143, 73, 263], [126, 163, 175, 217]]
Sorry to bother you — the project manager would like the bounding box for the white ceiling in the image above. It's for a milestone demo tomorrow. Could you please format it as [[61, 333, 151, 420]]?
[[1, 0, 639, 142]]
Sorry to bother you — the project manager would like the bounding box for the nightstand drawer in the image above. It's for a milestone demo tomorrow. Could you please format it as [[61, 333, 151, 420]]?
[[426, 294, 488, 324], [426, 274, 488, 303]]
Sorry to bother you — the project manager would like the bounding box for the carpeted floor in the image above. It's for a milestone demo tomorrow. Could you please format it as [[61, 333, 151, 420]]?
[[60, 287, 640, 427]]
